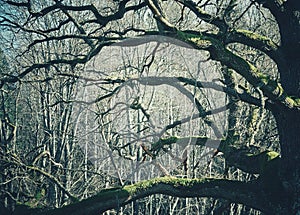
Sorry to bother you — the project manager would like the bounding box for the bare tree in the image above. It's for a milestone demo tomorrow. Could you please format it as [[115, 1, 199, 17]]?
[[0, 0, 299, 214]]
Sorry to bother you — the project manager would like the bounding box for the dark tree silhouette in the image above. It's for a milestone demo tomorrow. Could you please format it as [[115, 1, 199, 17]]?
[[0, 0, 299, 214]]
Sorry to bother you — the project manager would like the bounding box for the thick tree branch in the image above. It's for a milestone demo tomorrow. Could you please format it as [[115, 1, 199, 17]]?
[[253, 0, 286, 23], [145, 0, 176, 31], [175, 76, 271, 108], [176, 31, 300, 110], [150, 136, 280, 175], [4, 0, 146, 26], [254, 0, 300, 58], [226, 29, 282, 63], [175, 0, 281, 61], [37, 177, 268, 215], [161, 0, 283, 65]]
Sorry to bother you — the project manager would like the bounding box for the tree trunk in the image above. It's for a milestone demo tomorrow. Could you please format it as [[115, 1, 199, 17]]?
[[271, 4, 300, 212], [273, 105, 300, 214], [273, 43, 300, 214]]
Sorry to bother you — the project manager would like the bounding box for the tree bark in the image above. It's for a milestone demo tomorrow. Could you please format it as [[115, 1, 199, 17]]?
[[270, 2, 300, 213], [34, 177, 268, 215], [273, 107, 300, 214]]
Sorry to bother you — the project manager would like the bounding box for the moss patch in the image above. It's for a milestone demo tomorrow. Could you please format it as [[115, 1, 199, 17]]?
[[235, 29, 278, 50], [176, 31, 212, 49]]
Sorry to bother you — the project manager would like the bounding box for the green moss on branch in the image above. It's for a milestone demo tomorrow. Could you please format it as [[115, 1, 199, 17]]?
[[38, 176, 268, 215], [176, 30, 299, 109]]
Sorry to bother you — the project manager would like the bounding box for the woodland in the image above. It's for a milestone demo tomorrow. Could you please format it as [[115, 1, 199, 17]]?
[[0, 0, 299, 214]]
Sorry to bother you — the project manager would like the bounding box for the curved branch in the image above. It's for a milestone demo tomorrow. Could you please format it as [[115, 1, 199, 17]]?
[[145, 0, 176, 31], [4, 0, 146, 26], [254, 1, 300, 60], [176, 76, 271, 108], [37, 177, 268, 215], [176, 31, 299, 109], [134, 76, 223, 137], [159, 1, 281, 64], [0, 41, 113, 88], [175, 0, 227, 31], [226, 29, 282, 64], [150, 136, 280, 175], [253, 0, 285, 23], [131, 75, 270, 108], [81, 1, 147, 25]]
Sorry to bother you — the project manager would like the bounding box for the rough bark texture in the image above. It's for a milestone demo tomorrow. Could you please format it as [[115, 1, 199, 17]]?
[[34, 177, 267, 215], [268, 1, 300, 213], [1, 0, 300, 214]]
